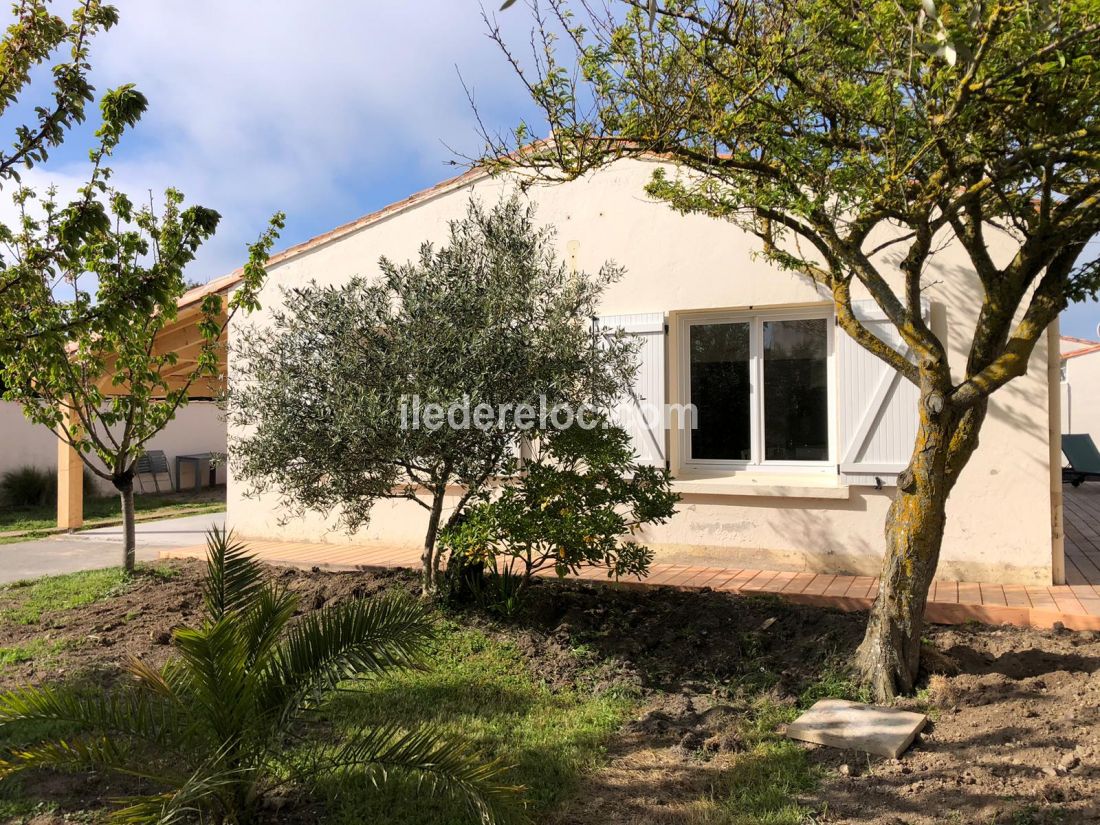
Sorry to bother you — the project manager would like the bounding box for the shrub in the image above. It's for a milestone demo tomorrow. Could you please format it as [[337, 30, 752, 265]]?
[[0, 467, 55, 508], [444, 423, 679, 594], [464, 561, 528, 620], [0, 466, 100, 509], [0, 528, 520, 824]]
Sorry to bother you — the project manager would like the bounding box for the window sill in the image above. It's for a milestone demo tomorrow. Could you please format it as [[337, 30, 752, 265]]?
[[671, 473, 851, 500]]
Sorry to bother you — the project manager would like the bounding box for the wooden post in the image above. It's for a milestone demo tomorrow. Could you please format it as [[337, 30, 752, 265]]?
[[1048, 321, 1065, 585], [57, 406, 83, 530]]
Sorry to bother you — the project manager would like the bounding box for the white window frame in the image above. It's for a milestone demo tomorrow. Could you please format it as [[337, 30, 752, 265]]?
[[677, 305, 837, 476]]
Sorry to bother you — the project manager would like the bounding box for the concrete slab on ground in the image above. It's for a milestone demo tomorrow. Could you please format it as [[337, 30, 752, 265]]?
[[0, 512, 225, 584], [786, 698, 927, 759]]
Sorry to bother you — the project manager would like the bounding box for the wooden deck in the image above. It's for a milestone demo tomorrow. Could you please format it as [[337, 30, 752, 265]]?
[[162, 484, 1100, 632], [1063, 483, 1100, 586]]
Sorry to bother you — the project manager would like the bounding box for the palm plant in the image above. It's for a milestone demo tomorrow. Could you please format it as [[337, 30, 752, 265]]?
[[0, 527, 521, 824]]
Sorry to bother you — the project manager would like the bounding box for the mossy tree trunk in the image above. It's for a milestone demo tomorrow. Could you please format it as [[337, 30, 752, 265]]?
[[856, 371, 988, 700]]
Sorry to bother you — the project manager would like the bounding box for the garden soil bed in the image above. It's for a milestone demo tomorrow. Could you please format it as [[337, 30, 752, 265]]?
[[1, 560, 1098, 824]]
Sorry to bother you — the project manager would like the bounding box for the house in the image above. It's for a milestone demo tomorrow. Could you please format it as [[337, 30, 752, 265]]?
[[1060, 336, 1100, 443], [177, 158, 1063, 586]]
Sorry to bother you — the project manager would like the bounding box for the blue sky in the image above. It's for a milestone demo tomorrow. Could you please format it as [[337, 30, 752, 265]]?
[[10, 1, 1100, 340], [10, 1, 542, 283]]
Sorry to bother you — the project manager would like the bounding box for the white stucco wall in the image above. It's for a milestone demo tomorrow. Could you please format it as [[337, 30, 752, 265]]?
[[226, 158, 1057, 584], [1061, 351, 1100, 443], [0, 402, 60, 484], [0, 400, 228, 496]]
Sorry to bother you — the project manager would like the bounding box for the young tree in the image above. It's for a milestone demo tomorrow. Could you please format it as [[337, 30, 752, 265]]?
[[443, 421, 679, 590], [488, 0, 1100, 698], [0, 108, 283, 569], [0, 2, 285, 572], [230, 196, 635, 597], [0, 0, 124, 332], [0, 0, 118, 185]]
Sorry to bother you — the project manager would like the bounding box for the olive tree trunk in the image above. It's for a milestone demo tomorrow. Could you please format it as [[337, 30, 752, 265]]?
[[420, 490, 447, 599], [856, 386, 985, 701]]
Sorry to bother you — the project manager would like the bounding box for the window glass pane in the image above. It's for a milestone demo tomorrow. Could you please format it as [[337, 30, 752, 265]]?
[[763, 318, 829, 461], [689, 322, 751, 461]]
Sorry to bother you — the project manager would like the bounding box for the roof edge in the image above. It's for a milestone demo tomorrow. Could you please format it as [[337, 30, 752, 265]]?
[[177, 164, 492, 311], [1061, 335, 1100, 359]]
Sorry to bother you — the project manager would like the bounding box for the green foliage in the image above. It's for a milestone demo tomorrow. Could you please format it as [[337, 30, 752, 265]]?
[[0, 530, 520, 824], [0, 0, 121, 182], [0, 181, 283, 487], [444, 423, 678, 587], [0, 1, 284, 571], [230, 195, 635, 595], [201, 525, 263, 620], [463, 561, 528, 619], [490, 0, 1100, 390]]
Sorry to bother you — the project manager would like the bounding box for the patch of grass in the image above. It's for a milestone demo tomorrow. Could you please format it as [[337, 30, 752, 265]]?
[[0, 642, 39, 668], [691, 658, 868, 824], [797, 659, 872, 708], [0, 485, 225, 537], [0, 776, 42, 823], [307, 620, 634, 824], [1011, 805, 1067, 825], [0, 531, 52, 546], [715, 741, 818, 824], [691, 699, 820, 825], [0, 638, 73, 670], [0, 567, 139, 625]]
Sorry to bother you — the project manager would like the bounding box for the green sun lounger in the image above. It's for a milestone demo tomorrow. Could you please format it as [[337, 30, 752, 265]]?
[[1062, 434, 1100, 486]]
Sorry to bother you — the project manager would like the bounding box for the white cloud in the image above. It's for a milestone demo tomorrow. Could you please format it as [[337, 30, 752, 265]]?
[[19, 1, 540, 281]]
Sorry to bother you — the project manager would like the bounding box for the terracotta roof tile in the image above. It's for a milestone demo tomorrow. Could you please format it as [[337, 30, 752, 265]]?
[[1061, 335, 1100, 359]]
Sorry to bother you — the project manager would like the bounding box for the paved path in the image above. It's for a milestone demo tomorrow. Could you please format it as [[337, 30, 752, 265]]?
[[163, 531, 1100, 632], [0, 512, 225, 583]]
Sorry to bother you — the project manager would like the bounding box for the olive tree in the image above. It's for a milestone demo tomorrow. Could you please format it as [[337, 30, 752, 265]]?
[[229, 196, 635, 597], [488, 0, 1100, 698]]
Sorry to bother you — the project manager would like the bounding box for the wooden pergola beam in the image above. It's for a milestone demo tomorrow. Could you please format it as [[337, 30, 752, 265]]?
[[57, 404, 83, 530], [55, 296, 231, 526]]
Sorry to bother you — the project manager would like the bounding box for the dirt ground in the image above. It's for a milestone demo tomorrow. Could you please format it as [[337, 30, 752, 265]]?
[[1, 561, 1097, 824]]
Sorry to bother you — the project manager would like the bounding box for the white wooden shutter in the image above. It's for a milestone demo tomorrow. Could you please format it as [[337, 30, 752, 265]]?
[[837, 300, 928, 486], [596, 313, 667, 467]]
